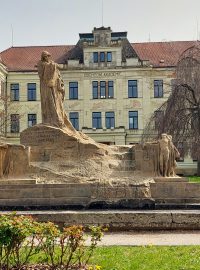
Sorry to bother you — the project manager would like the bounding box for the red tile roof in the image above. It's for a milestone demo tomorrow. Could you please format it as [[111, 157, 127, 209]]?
[[0, 41, 199, 71], [133, 41, 198, 67], [0, 45, 73, 72]]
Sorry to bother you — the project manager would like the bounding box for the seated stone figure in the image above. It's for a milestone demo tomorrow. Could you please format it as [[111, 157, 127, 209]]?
[[0, 143, 29, 178]]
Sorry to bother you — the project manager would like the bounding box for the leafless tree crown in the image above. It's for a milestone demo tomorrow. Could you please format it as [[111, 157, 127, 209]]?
[[142, 43, 200, 163]]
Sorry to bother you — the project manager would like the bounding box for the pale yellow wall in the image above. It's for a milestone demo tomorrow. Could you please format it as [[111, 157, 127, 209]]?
[[0, 63, 8, 137], [0, 63, 7, 89], [5, 66, 175, 145], [6, 72, 41, 141]]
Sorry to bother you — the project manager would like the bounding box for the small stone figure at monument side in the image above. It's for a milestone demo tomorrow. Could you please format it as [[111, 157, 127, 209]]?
[[37, 51, 75, 132], [157, 133, 180, 177], [158, 133, 170, 177], [167, 135, 180, 177]]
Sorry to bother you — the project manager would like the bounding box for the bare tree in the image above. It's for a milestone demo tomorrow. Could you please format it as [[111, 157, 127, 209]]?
[[142, 43, 200, 176]]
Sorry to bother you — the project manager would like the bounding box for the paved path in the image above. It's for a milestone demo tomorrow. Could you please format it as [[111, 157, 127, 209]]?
[[98, 231, 200, 246]]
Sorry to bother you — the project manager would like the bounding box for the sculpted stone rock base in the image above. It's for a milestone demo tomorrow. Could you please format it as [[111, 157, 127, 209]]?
[[21, 124, 108, 162], [20, 124, 153, 185]]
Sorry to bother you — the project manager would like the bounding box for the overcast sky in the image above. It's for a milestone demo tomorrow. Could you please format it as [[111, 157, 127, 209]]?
[[0, 0, 200, 52]]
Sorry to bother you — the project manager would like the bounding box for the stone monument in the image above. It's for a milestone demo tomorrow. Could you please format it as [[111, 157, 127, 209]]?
[[14, 51, 184, 209], [21, 51, 139, 184], [0, 51, 197, 214]]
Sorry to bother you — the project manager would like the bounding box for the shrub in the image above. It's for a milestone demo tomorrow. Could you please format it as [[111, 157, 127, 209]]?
[[0, 213, 43, 269], [0, 213, 106, 270]]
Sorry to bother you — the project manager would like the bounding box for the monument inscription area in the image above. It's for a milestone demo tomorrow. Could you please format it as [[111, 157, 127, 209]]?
[[21, 127, 63, 146]]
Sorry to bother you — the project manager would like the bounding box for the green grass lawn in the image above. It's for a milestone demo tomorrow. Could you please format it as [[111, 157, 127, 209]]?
[[89, 246, 200, 270], [188, 176, 200, 183], [5, 246, 200, 270]]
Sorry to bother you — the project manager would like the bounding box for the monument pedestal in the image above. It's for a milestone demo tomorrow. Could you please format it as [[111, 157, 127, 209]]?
[[151, 177, 200, 205], [0, 182, 153, 210]]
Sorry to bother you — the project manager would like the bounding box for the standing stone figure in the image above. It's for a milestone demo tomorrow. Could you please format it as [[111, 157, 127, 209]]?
[[167, 135, 180, 177], [142, 134, 180, 177], [158, 133, 170, 177], [37, 51, 75, 131]]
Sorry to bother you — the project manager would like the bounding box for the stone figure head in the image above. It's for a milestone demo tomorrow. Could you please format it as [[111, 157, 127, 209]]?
[[161, 133, 168, 139], [41, 51, 51, 62], [167, 135, 172, 141]]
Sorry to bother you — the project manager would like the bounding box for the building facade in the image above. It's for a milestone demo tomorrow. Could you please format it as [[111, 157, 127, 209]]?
[[0, 27, 197, 148], [0, 58, 7, 137]]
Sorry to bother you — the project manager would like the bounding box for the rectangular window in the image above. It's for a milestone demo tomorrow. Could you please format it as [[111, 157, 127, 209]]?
[[28, 114, 37, 127], [129, 111, 138, 129], [10, 83, 19, 101], [27, 83, 36, 101], [92, 81, 98, 99], [69, 112, 79, 130], [107, 52, 112, 62], [69, 82, 78, 99], [106, 112, 115, 128], [92, 112, 102, 129], [100, 52, 105, 62], [128, 80, 138, 98], [100, 81, 106, 98], [10, 114, 20, 133], [108, 81, 114, 98], [154, 80, 163, 98], [93, 52, 98, 63]]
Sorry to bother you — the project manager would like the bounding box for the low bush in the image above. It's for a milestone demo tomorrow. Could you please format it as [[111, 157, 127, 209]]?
[[0, 213, 105, 270]]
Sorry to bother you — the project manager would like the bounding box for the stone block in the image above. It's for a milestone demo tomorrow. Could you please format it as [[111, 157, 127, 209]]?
[[0, 179, 36, 185], [151, 182, 200, 203], [154, 177, 188, 182]]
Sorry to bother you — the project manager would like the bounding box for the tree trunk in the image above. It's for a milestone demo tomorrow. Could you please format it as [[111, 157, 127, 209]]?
[[197, 159, 200, 176]]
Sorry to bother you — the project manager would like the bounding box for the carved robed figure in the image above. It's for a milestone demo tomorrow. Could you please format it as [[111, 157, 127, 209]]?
[[158, 134, 180, 177], [37, 51, 75, 131]]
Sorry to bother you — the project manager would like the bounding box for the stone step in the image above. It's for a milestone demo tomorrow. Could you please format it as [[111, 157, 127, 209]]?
[[150, 182, 200, 201], [110, 152, 132, 160], [2, 209, 200, 230], [110, 145, 133, 154], [153, 177, 188, 182], [155, 203, 200, 210]]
